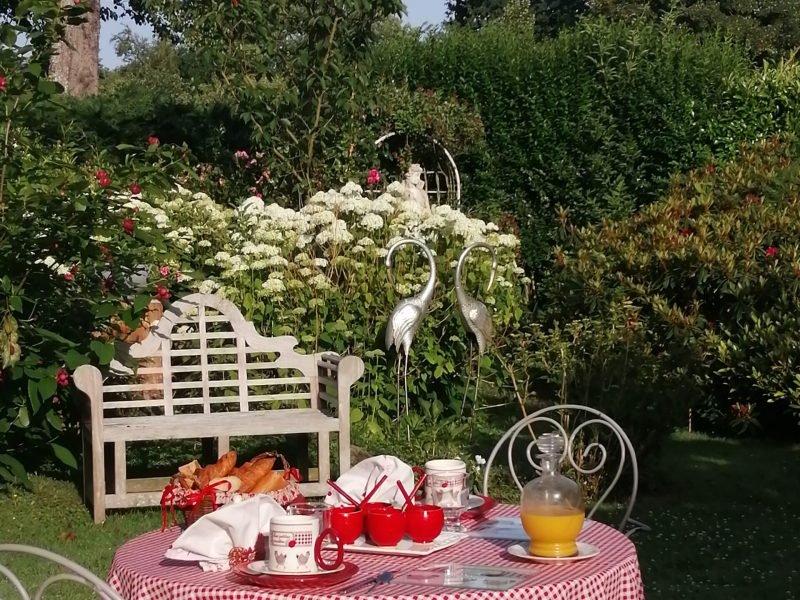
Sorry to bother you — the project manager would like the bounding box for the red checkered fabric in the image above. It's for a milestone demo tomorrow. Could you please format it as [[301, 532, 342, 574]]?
[[108, 504, 644, 600]]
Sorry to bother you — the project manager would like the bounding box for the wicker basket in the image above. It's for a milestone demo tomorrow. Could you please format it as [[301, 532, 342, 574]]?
[[162, 452, 302, 529]]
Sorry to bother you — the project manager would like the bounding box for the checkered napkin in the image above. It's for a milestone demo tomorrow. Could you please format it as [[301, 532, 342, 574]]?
[[324, 455, 415, 508], [164, 495, 285, 572]]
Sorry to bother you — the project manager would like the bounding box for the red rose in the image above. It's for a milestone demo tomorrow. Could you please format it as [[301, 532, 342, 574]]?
[[129, 182, 142, 195], [155, 286, 171, 300], [147, 136, 160, 146], [56, 368, 70, 387], [765, 246, 779, 258], [123, 218, 135, 234], [0, 74, 6, 92]]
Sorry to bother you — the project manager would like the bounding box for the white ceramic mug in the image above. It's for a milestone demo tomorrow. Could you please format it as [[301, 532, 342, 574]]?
[[424, 459, 467, 507], [269, 515, 343, 574]]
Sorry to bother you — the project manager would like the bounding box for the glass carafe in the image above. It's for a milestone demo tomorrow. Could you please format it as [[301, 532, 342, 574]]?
[[520, 432, 585, 557]]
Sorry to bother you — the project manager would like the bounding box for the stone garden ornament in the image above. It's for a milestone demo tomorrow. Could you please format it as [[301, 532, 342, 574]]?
[[400, 163, 432, 214], [455, 242, 498, 413], [385, 238, 437, 426]]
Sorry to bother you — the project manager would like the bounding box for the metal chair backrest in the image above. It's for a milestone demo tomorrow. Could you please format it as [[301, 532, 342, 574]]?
[[0, 544, 124, 600], [482, 404, 643, 536]]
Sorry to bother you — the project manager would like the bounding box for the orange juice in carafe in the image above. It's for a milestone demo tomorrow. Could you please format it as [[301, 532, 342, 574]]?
[[520, 432, 586, 558], [521, 508, 584, 557]]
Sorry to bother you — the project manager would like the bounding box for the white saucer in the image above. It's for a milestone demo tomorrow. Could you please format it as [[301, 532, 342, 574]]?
[[247, 561, 347, 576], [507, 542, 600, 563], [467, 495, 485, 510]]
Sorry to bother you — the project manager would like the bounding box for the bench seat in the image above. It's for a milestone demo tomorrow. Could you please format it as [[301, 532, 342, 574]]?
[[99, 409, 340, 442]]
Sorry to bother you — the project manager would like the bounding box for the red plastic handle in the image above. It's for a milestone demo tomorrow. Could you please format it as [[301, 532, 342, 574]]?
[[412, 466, 427, 499], [314, 527, 344, 571]]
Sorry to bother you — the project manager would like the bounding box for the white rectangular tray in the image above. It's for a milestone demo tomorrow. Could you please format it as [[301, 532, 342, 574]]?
[[331, 532, 468, 556]]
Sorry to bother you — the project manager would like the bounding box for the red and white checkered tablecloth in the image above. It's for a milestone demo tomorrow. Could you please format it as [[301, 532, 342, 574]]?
[[108, 504, 644, 600]]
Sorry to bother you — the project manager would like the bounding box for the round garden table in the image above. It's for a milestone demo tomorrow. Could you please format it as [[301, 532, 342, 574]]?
[[108, 504, 644, 600]]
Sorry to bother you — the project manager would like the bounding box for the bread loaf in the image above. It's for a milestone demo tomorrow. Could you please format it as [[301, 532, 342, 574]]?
[[237, 457, 277, 493], [197, 451, 237, 488]]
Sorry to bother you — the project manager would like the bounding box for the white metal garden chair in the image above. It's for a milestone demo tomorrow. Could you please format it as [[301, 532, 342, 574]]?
[[0, 544, 123, 600], [482, 404, 649, 537]]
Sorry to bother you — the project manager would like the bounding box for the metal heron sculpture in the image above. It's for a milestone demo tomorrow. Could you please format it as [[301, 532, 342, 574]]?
[[385, 238, 437, 422], [455, 242, 498, 412]]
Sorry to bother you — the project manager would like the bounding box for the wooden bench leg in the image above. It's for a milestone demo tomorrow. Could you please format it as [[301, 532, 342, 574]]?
[[318, 432, 331, 485], [218, 436, 230, 457], [92, 441, 106, 524]]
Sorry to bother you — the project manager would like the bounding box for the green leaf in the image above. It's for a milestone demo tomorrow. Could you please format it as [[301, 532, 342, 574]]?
[[65, 349, 89, 370], [133, 294, 152, 313], [52, 443, 78, 469], [27, 378, 40, 412], [94, 303, 119, 318], [46, 410, 63, 431], [90, 340, 115, 365], [9, 295, 22, 312], [0, 454, 27, 481], [33, 328, 77, 348], [38, 376, 57, 403], [350, 407, 364, 423], [17, 406, 29, 428]]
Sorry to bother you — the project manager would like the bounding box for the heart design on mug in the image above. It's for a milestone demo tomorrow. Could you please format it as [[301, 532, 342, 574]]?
[[288, 538, 297, 548]]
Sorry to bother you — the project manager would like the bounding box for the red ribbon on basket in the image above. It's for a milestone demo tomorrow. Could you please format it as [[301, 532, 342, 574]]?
[[284, 466, 302, 482], [160, 479, 233, 531]]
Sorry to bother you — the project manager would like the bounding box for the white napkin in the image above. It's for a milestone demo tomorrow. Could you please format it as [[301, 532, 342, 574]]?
[[325, 455, 415, 508], [165, 495, 286, 571]]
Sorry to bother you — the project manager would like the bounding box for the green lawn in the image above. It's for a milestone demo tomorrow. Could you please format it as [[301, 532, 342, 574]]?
[[0, 431, 797, 599]]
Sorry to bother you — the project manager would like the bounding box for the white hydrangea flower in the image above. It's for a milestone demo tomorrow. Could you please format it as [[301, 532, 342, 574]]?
[[311, 210, 336, 226], [239, 196, 265, 214], [266, 256, 289, 267], [262, 279, 286, 295], [386, 181, 405, 195], [341, 181, 363, 197], [310, 273, 333, 290], [360, 213, 384, 231], [299, 267, 314, 278], [198, 279, 219, 294], [268, 271, 285, 280], [370, 194, 396, 215], [313, 258, 329, 268], [198, 240, 212, 248], [357, 237, 375, 247]]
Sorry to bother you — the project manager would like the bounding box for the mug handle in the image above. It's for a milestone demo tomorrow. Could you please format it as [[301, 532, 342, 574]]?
[[314, 528, 344, 571], [412, 467, 426, 500]]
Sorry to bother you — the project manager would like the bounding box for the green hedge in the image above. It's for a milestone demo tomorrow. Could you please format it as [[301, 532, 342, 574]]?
[[372, 18, 800, 269], [543, 137, 800, 438]]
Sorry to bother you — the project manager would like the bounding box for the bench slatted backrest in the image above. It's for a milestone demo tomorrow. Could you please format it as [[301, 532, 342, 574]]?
[[102, 294, 319, 418]]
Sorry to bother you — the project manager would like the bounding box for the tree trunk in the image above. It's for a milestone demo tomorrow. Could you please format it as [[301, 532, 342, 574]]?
[[49, 0, 100, 97]]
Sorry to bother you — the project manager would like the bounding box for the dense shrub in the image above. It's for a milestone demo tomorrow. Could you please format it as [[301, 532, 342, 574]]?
[[372, 19, 800, 269], [543, 138, 800, 438]]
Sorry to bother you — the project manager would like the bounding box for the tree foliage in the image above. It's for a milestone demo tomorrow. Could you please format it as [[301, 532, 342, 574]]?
[[107, 0, 405, 204]]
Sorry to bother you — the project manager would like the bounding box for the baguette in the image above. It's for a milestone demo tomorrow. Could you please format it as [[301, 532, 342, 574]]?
[[237, 457, 277, 493], [197, 450, 237, 488], [249, 470, 287, 494]]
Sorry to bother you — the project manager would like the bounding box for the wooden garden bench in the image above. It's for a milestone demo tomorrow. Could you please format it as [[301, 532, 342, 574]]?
[[74, 293, 364, 523]]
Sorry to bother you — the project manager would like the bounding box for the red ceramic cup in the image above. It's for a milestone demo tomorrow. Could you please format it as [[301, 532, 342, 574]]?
[[405, 504, 444, 544], [329, 506, 364, 545], [366, 507, 405, 546]]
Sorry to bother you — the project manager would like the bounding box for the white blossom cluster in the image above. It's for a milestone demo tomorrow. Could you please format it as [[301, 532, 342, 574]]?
[[140, 182, 530, 305]]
